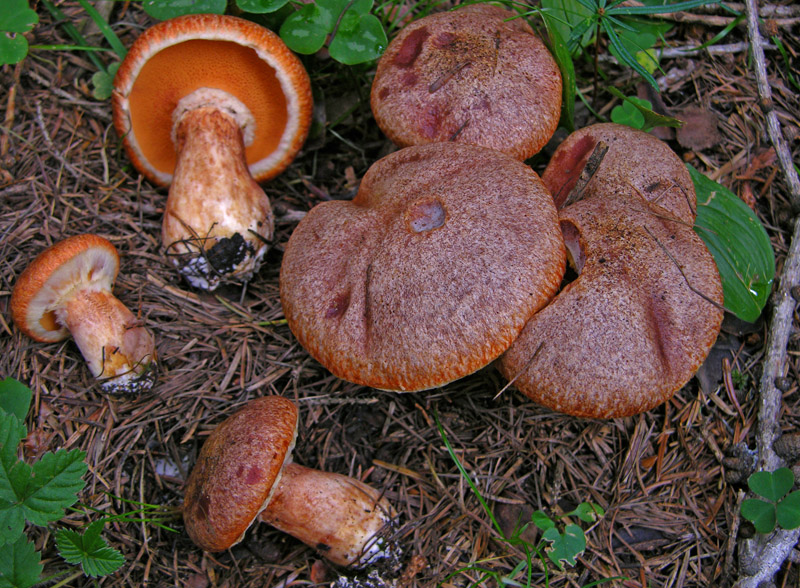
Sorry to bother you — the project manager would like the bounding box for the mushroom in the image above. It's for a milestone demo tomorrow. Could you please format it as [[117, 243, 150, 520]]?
[[183, 396, 400, 568], [370, 4, 562, 161], [541, 122, 697, 220], [280, 142, 566, 392], [10, 234, 157, 394], [112, 14, 313, 290], [498, 191, 723, 418]]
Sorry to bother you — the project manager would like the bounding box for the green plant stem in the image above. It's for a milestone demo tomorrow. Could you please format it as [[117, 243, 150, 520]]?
[[75, 0, 127, 59], [39, 0, 106, 72]]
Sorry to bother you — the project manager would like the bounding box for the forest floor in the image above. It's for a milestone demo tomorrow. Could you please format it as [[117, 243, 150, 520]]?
[[2, 1, 800, 587]]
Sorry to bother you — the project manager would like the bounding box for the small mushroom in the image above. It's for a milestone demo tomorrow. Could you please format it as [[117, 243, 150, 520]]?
[[541, 122, 697, 220], [279, 143, 566, 392], [10, 234, 157, 394], [498, 189, 724, 418], [370, 4, 562, 161], [113, 14, 312, 290], [183, 396, 400, 568]]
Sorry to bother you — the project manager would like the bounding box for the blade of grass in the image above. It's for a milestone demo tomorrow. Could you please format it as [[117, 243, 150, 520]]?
[[75, 0, 127, 59], [39, 0, 106, 72]]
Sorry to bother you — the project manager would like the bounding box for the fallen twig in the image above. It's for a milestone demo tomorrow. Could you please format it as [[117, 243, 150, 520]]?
[[735, 0, 800, 585]]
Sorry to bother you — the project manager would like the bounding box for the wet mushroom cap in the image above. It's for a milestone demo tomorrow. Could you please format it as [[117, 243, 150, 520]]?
[[370, 4, 562, 161], [498, 192, 724, 419], [183, 396, 298, 552], [10, 234, 120, 343], [541, 122, 697, 221], [112, 13, 312, 186], [280, 142, 566, 392]]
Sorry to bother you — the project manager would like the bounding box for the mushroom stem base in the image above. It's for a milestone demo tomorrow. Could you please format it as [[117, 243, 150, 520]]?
[[58, 288, 157, 393], [164, 103, 274, 290], [259, 463, 400, 568]]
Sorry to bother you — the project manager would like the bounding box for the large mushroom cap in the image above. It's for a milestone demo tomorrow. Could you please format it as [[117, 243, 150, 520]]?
[[183, 396, 298, 552], [498, 192, 724, 419], [370, 4, 562, 161], [112, 14, 312, 186], [542, 123, 697, 221], [280, 143, 566, 392], [11, 234, 120, 343]]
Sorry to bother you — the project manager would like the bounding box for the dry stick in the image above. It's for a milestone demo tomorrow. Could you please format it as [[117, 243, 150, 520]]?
[[735, 0, 800, 585]]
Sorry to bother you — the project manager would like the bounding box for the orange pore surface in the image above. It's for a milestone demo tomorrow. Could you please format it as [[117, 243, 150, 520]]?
[[128, 39, 289, 176]]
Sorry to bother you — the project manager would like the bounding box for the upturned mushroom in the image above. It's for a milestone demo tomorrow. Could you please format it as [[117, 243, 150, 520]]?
[[183, 396, 400, 568], [10, 234, 157, 394], [499, 125, 724, 418], [280, 142, 566, 392], [370, 4, 562, 160], [112, 14, 312, 290]]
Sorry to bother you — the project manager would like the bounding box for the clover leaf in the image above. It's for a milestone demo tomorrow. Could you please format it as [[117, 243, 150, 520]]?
[[741, 468, 800, 534], [0, 0, 38, 65]]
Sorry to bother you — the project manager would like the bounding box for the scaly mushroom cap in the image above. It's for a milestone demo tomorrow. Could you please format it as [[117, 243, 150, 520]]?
[[498, 192, 724, 418], [183, 396, 298, 552], [541, 123, 697, 221], [370, 4, 562, 161], [280, 143, 566, 392], [112, 13, 312, 186], [10, 234, 157, 394], [11, 235, 120, 343]]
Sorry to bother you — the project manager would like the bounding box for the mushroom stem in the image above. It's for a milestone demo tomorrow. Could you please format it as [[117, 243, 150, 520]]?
[[57, 288, 156, 393], [258, 463, 399, 568], [164, 92, 274, 290]]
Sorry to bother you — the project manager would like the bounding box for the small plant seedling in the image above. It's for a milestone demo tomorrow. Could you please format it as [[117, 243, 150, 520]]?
[[741, 468, 800, 534], [0, 377, 125, 586], [0, 0, 38, 65]]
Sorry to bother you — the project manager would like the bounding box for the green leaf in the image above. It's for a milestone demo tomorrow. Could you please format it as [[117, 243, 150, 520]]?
[[567, 502, 605, 523], [141, 0, 225, 20], [329, 12, 387, 65], [542, 524, 586, 569], [611, 98, 648, 129], [236, 0, 291, 13], [0, 535, 42, 588], [56, 521, 125, 578], [280, 3, 332, 55], [0, 380, 30, 429], [0, 0, 38, 34], [540, 10, 576, 133], [0, 409, 26, 468], [748, 468, 795, 502], [0, 32, 30, 66], [606, 87, 683, 131], [91, 62, 119, 100], [689, 164, 775, 322], [531, 510, 556, 531], [741, 498, 777, 533], [777, 490, 800, 531], [20, 449, 86, 526], [541, 0, 595, 53]]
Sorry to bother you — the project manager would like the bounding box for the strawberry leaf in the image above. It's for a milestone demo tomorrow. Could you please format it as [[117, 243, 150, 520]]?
[[0, 535, 42, 588], [56, 520, 124, 578]]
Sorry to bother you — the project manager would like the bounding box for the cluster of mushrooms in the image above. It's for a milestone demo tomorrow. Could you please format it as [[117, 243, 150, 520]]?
[[10, 3, 726, 576]]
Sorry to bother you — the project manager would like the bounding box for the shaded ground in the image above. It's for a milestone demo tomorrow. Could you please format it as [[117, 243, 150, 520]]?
[[2, 2, 800, 587]]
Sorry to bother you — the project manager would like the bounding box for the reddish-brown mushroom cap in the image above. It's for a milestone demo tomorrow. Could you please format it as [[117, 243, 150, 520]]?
[[370, 4, 562, 161], [183, 396, 298, 552], [280, 143, 566, 392], [112, 13, 312, 186], [541, 123, 697, 221], [10, 234, 157, 394], [498, 192, 724, 418]]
